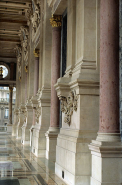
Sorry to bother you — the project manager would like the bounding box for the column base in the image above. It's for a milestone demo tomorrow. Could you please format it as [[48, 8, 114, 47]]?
[[45, 127, 59, 161], [7, 124, 12, 133], [89, 133, 122, 185], [21, 125, 30, 145], [16, 125, 22, 139], [91, 177, 122, 185], [55, 128, 97, 185], [12, 125, 16, 136], [31, 126, 47, 157]]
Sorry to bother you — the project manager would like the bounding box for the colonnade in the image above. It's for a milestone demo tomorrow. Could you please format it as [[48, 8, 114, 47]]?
[[12, 0, 122, 184]]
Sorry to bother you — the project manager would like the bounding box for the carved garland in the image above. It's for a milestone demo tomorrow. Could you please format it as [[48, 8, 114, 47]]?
[[60, 91, 78, 126]]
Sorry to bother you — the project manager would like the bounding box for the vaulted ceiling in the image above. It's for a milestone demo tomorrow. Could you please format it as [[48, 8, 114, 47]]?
[[0, 0, 31, 63]]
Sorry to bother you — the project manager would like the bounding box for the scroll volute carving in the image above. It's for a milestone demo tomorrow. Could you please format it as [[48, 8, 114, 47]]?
[[60, 91, 78, 125]]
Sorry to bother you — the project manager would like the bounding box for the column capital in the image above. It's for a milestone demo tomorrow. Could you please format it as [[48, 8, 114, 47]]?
[[50, 15, 62, 27], [9, 86, 13, 92], [33, 49, 39, 57], [25, 65, 28, 73], [19, 76, 21, 82]]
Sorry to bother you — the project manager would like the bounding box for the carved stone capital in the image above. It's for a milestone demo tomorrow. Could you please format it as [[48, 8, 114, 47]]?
[[50, 15, 62, 27], [33, 49, 39, 57], [25, 65, 28, 73], [9, 86, 13, 92]]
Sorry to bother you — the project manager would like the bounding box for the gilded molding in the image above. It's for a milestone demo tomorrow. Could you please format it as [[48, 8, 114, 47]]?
[[33, 49, 39, 57], [25, 65, 28, 73], [60, 91, 78, 125], [19, 76, 21, 82], [50, 15, 62, 27]]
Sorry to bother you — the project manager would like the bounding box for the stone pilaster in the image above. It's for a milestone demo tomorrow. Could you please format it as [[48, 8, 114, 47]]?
[[31, 1, 51, 157], [120, 0, 122, 139], [21, 99, 33, 145], [54, 1, 100, 184], [89, 1, 122, 184]]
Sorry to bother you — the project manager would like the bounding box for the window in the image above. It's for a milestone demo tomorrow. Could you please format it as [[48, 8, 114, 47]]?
[[0, 65, 8, 78], [6, 93, 9, 102], [4, 108, 9, 119]]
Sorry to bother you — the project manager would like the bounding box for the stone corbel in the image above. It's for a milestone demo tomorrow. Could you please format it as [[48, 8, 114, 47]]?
[[35, 106, 41, 124], [59, 90, 78, 126]]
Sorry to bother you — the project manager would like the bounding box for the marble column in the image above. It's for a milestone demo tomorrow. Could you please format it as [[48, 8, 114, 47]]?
[[120, 0, 122, 138], [50, 15, 61, 128], [45, 15, 62, 161], [9, 86, 13, 124], [7, 86, 13, 133], [89, 1, 122, 184]]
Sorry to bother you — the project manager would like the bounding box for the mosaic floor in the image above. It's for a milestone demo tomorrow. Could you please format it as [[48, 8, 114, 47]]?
[[0, 134, 67, 185]]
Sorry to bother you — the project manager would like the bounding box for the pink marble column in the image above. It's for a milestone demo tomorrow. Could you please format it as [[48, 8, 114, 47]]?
[[50, 25, 61, 128], [34, 56, 39, 96], [99, 0, 119, 133]]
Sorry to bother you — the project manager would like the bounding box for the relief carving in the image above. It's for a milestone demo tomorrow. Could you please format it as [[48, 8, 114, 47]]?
[[60, 91, 78, 125], [25, 6, 33, 26], [31, 3, 40, 36]]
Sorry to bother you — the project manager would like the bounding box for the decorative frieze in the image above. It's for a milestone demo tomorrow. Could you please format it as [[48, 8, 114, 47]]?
[[50, 15, 62, 27], [60, 90, 78, 125]]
